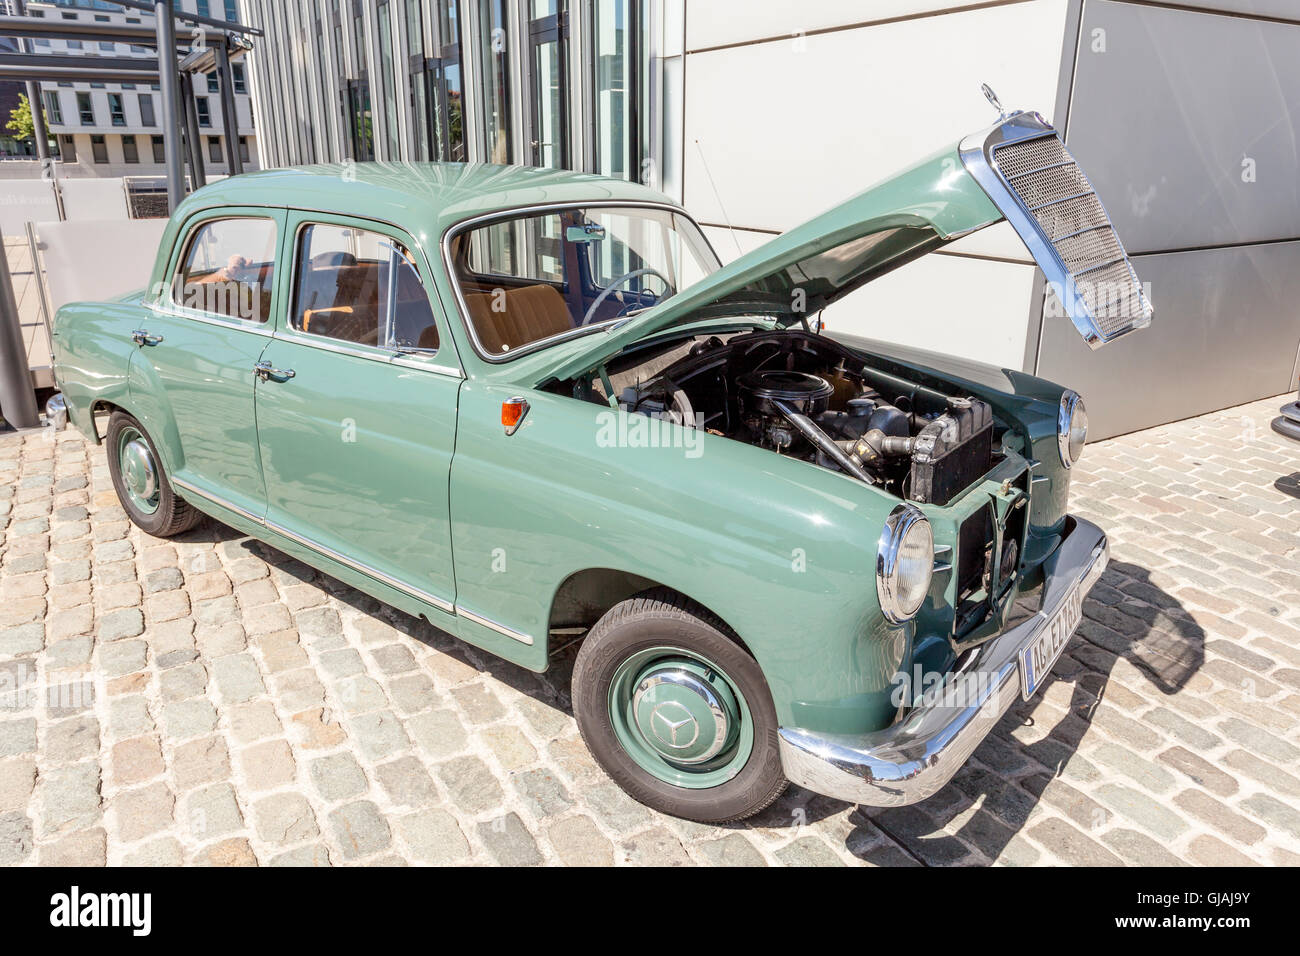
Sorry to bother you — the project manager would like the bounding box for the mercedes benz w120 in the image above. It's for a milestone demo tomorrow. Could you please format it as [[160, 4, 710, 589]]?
[[51, 107, 1151, 821]]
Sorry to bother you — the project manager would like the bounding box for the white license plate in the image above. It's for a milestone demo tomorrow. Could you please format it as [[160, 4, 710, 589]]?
[[1020, 581, 1084, 700]]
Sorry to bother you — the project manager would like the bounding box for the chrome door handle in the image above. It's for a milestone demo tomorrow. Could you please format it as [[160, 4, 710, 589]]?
[[253, 360, 295, 381], [131, 329, 163, 346]]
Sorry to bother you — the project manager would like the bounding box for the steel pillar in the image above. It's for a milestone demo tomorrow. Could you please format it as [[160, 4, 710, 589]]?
[[155, 1, 186, 210]]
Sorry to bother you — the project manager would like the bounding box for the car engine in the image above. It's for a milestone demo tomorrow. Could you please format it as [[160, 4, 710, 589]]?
[[600, 330, 1001, 505]]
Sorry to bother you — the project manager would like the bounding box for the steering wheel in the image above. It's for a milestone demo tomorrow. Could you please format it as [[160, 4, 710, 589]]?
[[581, 267, 672, 326]]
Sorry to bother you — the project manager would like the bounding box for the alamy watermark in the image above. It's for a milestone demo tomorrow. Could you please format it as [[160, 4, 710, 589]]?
[[596, 408, 705, 460]]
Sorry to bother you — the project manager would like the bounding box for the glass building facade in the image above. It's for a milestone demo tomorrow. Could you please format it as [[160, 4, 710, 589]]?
[[240, 0, 652, 186]]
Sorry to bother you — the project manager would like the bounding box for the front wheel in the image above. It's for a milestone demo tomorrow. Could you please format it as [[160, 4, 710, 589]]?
[[105, 410, 202, 537], [572, 589, 787, 822]]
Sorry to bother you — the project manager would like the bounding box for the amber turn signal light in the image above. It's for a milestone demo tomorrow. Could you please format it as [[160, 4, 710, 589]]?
[[502, 397, 529, 435]]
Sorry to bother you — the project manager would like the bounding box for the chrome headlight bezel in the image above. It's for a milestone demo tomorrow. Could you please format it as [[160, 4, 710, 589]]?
[[1057, 391, 1087, 469], [876, 504, 934, 624]]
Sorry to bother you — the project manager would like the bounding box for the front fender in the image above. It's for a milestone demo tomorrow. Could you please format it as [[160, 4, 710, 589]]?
[[449, 381, 909, 736]]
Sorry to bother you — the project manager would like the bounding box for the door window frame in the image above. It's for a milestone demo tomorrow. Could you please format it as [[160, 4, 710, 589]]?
[[155, 206, 288, 336], [276, 208, 463, 378]]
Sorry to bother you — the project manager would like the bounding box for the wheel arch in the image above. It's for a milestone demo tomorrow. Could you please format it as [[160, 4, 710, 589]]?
[[547, 567, 756, 660]]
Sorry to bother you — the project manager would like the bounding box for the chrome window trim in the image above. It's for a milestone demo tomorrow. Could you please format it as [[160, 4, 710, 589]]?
[[168, 213, 281, 326], [440, 199, 720, 365], [267, 324, 464, 379], [390, 356, 464, 377], [282, 217, 462, 377], [958, 110, 1153, 350], [454, 605, 535, 646], [147, 301, 276, 336]]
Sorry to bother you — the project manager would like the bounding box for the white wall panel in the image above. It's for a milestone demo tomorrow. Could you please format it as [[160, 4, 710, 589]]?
[[37, 219, 168, 314], [699, 223, 774, 264], [59, 178, 129, 222], [700, 223, 1038, 370], [681, 1, 1069, 235], [685, 0, 1001, 51], [0, 182, 60, 237], [821, 253, 1038, 370]]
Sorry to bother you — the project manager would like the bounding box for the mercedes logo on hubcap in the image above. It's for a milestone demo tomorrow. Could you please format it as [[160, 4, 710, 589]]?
[[649, 701, 699, 749]]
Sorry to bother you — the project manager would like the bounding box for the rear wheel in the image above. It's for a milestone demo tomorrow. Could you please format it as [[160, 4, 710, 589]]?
[[106, 411, 201, 537], [572, 589, 787, 822]]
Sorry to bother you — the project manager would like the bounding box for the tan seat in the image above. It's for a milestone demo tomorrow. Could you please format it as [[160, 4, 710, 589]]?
[[463, 284, 572, 354], [302, 305, 380, 344]]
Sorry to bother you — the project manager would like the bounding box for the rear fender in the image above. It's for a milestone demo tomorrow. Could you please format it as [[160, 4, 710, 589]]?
[[51, 301, 140, 444]]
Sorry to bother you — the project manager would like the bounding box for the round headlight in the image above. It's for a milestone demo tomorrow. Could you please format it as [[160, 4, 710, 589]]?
[[876, 505, 934, 624], [1058, 391, 1088, 468]]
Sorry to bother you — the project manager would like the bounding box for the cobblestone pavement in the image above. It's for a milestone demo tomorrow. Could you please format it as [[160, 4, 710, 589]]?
[[2, 395, 1300, 866]]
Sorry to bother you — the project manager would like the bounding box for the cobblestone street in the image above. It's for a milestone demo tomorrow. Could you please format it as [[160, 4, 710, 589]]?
[[2, 394, 1299, 866]]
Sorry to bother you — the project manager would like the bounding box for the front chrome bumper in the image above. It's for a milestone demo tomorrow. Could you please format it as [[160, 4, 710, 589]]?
[[778, 516, 1108, 807]]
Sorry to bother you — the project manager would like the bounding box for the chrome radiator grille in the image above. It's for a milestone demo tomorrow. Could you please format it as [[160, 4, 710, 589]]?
[[991, 132, 1152, 341]]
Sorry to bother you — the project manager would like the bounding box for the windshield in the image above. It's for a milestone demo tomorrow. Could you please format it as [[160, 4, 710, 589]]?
[[447, 205, 719, 359]]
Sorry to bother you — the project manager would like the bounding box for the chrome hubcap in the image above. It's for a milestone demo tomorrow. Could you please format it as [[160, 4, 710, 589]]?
[[121, 438, 157, 502], [631, 665, 736, 765]]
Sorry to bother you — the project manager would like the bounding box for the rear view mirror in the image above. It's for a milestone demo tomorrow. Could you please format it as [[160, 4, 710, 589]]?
[[566, 223, 606, 243]]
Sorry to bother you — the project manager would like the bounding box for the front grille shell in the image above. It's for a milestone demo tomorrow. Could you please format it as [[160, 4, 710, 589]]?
[[959, 111, 1153, 348]]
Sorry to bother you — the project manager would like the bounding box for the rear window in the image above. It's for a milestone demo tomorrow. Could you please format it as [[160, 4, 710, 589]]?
[[172, 216, 277, 323]]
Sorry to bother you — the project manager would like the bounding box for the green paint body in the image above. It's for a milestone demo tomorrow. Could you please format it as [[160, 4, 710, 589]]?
[[51, 149, 1076, 739]]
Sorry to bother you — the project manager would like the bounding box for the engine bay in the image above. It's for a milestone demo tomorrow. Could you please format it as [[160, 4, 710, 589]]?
[[569, 329, 1005, 506]]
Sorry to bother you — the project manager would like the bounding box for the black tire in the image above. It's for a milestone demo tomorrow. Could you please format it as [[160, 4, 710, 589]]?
[[105, 410, 202, 537], [572, 588, 787, 823]]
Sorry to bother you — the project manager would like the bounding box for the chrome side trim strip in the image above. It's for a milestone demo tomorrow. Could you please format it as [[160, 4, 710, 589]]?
[[171, 477, 266, 525], [264, 519, 456, 615], [454, 605, 535, 646], [175, 484, 532, 640]]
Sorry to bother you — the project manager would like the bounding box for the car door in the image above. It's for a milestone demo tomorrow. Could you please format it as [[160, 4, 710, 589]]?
[[130, 208, 285, 520], [254, 211, 461, 618]]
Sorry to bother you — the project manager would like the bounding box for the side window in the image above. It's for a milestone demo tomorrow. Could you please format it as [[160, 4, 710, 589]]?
[[172, 217, 277, 323], [292, 223, 439, 351]]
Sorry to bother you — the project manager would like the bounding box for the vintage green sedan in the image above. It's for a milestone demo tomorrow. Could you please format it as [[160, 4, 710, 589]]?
[[51, 108, 1149, 822]]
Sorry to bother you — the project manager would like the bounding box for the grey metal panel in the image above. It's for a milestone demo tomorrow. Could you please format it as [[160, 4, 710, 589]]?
[[1156, 1, 1300, 21], [1066, 0, 1300, 253], [1036, 242, 1300, 440]]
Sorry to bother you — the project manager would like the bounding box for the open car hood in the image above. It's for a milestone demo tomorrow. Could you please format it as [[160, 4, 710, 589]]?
[[543, 110, 1152, 384]]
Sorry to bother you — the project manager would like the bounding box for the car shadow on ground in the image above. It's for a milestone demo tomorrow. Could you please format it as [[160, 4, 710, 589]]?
[[744, 558, 1207, 865], [210, 524, 580, 706], [210, 521, 1204, 865]]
